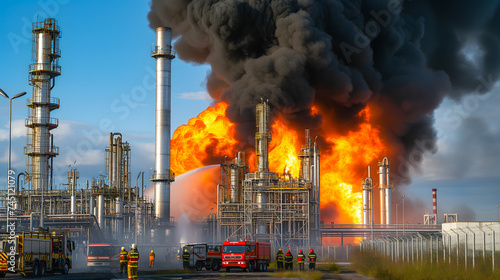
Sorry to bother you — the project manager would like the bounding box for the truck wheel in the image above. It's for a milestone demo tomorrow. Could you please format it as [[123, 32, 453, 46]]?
[[0, 272, 5, 278], [40, 261, 46, 277], [213, 261, 221, 271], [62, 262, 69, 275], [195, 261, 203, 271], [263, 263, 268, 271], [33, 260, 40, 277], [225, 267, 230, 272]]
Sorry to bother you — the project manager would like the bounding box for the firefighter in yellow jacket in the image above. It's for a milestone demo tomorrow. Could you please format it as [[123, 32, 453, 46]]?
[[119, 247, 128, 274], [127, 244, 140, 280]]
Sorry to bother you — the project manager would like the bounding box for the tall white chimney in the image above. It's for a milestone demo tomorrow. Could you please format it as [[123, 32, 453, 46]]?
[[151, 27, 175, 223]]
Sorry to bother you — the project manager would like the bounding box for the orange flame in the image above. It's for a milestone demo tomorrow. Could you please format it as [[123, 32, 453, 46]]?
[[321, 108, 387, 224], [171, 102, 387, 227], [268, 118, 301, 176], [171, 102, 237, 175]]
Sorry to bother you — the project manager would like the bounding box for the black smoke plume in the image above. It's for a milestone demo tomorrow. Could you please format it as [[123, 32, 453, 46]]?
[[148, 0, 500, 186]]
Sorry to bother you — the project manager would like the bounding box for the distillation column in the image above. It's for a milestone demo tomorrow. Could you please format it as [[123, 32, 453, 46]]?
[[67, 169, 79, 215], [151, 27, 175, 223], [255, 100, 271, 213], [25, 18, 61, 192], [255, 100, 271, 173], [378, 157, 391, 224]]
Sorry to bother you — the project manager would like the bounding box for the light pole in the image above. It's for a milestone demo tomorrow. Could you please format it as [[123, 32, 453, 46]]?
[[0, 89, 27, 179], [402, 194, 405, 235], [394, 200, 403, 237], [1, 89, 26, 231]]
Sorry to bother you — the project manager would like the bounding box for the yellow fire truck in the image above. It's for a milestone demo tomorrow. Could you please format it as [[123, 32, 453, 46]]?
[[0, 229, 74, 277]]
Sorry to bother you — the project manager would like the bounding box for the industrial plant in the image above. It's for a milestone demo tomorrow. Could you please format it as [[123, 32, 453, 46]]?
[[217, 100, 322, 248], [1, 17, 472, 269]]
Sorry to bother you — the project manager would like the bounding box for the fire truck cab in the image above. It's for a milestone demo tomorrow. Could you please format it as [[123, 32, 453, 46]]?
[[222, 240, 270, 272], [0, 229, 73, 277]]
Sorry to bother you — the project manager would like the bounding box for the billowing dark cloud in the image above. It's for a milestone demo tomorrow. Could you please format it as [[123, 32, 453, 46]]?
[[148, 0, 500, 186]]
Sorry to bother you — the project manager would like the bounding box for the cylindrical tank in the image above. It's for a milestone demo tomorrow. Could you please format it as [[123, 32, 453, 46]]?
[[116, 196, 124, 235], [378, 159, 387, 224], [70, 195, 76, 215], [116, 197, 123, 216], [362, 179, 370, 225], [256, 189, 267, 211], [89, 196, 95, 216]]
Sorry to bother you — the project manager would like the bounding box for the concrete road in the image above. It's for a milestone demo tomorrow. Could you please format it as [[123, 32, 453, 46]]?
[[0, 268, 374, 279]]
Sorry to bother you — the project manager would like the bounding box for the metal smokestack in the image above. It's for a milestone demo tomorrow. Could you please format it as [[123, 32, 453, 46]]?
[[151, 27, 175, 223], [432, 188, 437, 224], [256, 100, 271, 172]]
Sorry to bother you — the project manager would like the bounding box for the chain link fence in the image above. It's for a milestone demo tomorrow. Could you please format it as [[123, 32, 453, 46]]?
[[360, 222, 500, 271]]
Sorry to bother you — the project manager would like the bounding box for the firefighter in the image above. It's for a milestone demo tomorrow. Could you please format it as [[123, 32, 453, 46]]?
[[149, 249, 155, 267], [119, 247, 128, 274], [182, 248, 190, 269], [297, 249, 305, 271], [127, 243, 140, 280], [275, 248, 284, 270], [284, 249, 293, 270], [308, 248, 317, 270]]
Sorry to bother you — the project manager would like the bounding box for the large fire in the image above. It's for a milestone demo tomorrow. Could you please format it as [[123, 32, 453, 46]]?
[[170, 102, 237, 175], [170, 102, 386, 225]]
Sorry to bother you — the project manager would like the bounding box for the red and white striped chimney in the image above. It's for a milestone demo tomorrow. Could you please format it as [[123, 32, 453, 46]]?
[[432, 188, 437, 224]]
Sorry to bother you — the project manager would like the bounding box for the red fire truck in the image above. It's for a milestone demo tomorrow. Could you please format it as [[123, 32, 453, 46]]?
[[182, 243, 222, 271], [222, 240, 270, 272]]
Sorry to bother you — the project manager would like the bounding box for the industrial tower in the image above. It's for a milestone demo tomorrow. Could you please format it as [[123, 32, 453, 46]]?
[[25, 18, 61, 192], [150, 27, 176, 224]]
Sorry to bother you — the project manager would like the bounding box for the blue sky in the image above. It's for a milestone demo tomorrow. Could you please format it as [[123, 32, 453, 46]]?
[[1, 0, 500, 223]]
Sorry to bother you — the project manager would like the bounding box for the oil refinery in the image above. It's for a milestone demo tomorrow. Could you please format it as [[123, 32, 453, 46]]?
[[0, 17, 428, 250], [2, 8, 499, 278]]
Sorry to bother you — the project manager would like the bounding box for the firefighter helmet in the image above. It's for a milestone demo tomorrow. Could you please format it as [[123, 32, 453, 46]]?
[[121, 247, 125, 251], [131, 243, 137, 249], [151, 250, 154, 253], [184, 248, 188, 253], [279, 248, 282, 251], [310, 248, 313, 252], [299, 250, 303, 253], [287, 250, 290, 253]]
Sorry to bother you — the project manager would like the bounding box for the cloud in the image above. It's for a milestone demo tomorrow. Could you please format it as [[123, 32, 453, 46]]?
[[0, 119, 26, 141], [418, 91, 500, 181], [177, 91, 212, 100]]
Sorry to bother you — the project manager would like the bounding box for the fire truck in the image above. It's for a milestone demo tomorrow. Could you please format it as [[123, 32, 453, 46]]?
[[222, 240, 270, 272], [0, 229, 74, 277], [182, 243, 222, 271]]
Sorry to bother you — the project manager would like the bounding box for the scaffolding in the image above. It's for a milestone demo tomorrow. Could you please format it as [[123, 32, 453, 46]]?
[[217, 101, 321, 248]]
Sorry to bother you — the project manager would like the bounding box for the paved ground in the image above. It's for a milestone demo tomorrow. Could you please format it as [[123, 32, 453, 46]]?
[[0, 266, 374, 279]]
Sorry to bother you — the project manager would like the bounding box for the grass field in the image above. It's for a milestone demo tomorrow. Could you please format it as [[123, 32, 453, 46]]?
[[351, 249, 500, 280]]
